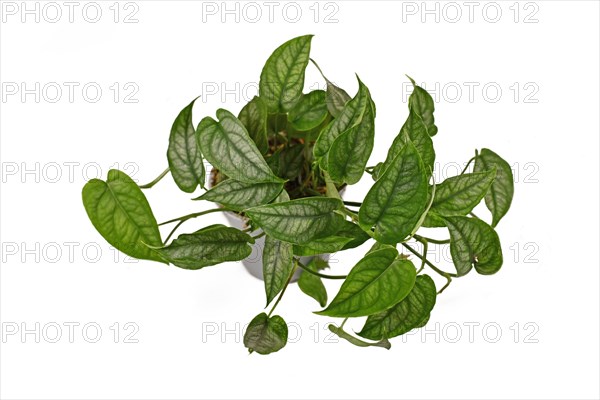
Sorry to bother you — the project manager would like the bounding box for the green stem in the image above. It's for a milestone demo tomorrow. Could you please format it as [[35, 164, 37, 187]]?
[[158, 208, 230, 226], [417, 240, 428, 273], [164, 219, 185, 244], [461, 157, 476, 175], [252, 232, 266, 240], [469, 212, 480, 219], [139, 168, 170, 189], [267, 260, 299, 318], [401, 243, 457, 279], [414, 234, 450, 245], [343, 201, 362, 207], [297, 260, 347, 280]]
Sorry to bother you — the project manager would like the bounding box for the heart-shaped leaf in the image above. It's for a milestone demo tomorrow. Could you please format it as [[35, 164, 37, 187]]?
[[444, 216, 503, 276], [150, 224, 254, 270], [246, 197, 344, 244], [167, 98, 205, 193], [194, 179, 283, 211], [82, 169, 164, 263], [244, 313, 288, 355], [358, 274, 437, 340], [474, 148, 514, 227], [196, 109, 283, 184], [259, 35, 313, 113], [423, 168, 496, 227], [316, 248, 417, 317], [359, 141, 429, 244]]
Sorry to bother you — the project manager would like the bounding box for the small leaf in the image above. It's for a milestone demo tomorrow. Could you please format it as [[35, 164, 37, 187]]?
[[316, 248, 417, 318], [326, 81, 352, 117], [194, 179, 283, 211], [358, 274, 437, 340], [444, 216, 503, 276], [328, 324, 391, 350], [327, 92, 376, 184], [358, 141, 429, 244], [167, 98, 206, 193], [298, 259, 328, 307], [381, 110, 435, 178], [246, 197, 344, 244], [474, 148, 514, 227], [288, 90, 328, 131], [197, 109, 283, 184], [238, 96, 269, 154], [423, 168, 496, 227], [259, 35, 313, 113], [263, 235, 294, 305], [407, 76, 438, 136], [82, 169, 164, 263], [244, 313, 288, 355], [150, 224, 254, 270]]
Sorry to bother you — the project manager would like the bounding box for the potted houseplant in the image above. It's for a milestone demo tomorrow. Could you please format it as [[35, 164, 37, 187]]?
[[82, 35, 514, 355]]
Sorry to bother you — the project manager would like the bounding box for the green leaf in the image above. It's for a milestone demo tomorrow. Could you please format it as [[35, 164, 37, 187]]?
[[293, 236, 353, 256], [358, 141, 429, 244], [366, 242, 395, 255], [288, 90, 328, 131], [313, 77, 372, 161], [259, 35, 313, 113], [474, 149, 514, 227], [293, 220, 370, 256], [263, 235, 294, 305], [444, 216, 503, 276], [407, 76, 438, 136], [328, 324, 391, 350], [196, 109, 283, 184], [298, 258, 328, 307], [381, 110, 435, 178], [244, 313, 288, 355], [82, 169, 164, 263], [327, 93, 376, 184], [167, 98, 205, 193], [194, 179, 283, 211], [423, 169, 496, 227], [316, 248, 417, 317], [246, 197, 344, 244], [326, 81, 352, 117], [150, 224, 254, 270], [358, 274, 437, 340], [238, 96, 269, 154]]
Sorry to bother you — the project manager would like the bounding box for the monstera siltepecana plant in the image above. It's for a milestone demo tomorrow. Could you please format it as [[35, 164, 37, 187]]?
[[82, 35, 514, 354]]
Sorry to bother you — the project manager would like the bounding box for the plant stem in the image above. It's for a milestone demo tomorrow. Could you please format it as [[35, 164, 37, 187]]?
[[297, 260, 347, 280], [252, 232, 266, 240], [469, 212, 480, 219], [414, 234, 450, 245], [267, 260, 299, 318], [139, 168, 170, 189], [164, 219, 185, 244], [461, 157, 476, 175], [401, 243, 456, 294], [343, 201, 363, 207], [158, 208, 230, 226], [417, 240, 428, 273]]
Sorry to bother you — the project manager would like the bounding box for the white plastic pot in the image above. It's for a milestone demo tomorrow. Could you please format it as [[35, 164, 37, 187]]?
[[224, 211, 328, 281]]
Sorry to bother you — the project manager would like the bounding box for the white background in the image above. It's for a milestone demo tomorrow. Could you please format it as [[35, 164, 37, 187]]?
[[1, 1, 599, 399]]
